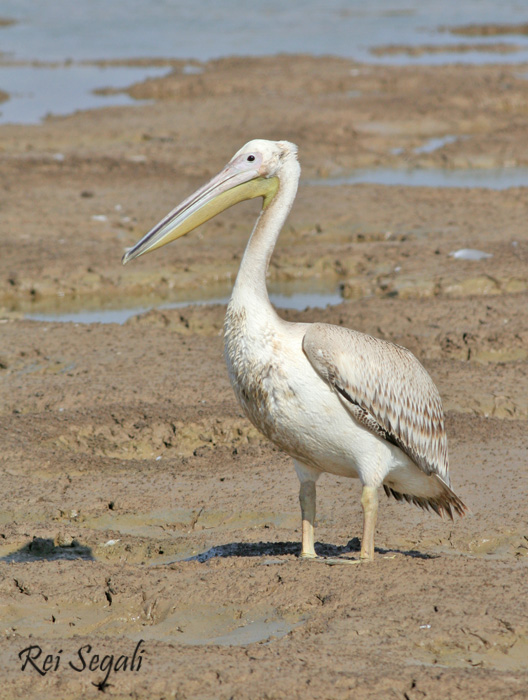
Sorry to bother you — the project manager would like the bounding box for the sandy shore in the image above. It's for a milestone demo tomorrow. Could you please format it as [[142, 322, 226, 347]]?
[[0, 54, 527, 699]]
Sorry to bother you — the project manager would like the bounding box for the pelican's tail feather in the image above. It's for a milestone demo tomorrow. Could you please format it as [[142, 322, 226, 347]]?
[[383, 475, 468, 520]]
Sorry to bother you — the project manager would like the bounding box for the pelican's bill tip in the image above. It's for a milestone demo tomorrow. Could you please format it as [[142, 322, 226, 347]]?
[[122, 248, 132, 265]]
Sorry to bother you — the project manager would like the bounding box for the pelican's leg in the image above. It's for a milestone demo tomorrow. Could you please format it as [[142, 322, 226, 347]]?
[[299, 480, 317, 558], [294, 460, 320, 559], [360, 485, 379, 561]]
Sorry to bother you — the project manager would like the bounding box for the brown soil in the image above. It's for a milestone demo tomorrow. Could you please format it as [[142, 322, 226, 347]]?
[[447, 22, 528, 37], [371, 43, 523, 57], [0, 53, 527, 699]]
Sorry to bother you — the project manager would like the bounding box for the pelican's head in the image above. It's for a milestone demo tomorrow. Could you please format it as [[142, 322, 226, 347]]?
[[122, 139, 299, 264]]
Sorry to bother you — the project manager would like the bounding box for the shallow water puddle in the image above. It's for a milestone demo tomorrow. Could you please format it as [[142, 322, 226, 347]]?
[[0, 64, 170, 125], [138, 604, 305, 646], [24, 289, 344, 324], [2, 596, 304, 645], [426, 529, 528, 561], [413, 135, 460, 154], [1, 600, 125, 639], [390, 134, 462, 156], [415, 633, 528, 671], [81, 508, 298, 541], [307, 167, 528, 189]]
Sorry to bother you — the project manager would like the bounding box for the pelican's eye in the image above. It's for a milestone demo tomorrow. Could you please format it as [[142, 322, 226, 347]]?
[[247, 155, 255, 162]]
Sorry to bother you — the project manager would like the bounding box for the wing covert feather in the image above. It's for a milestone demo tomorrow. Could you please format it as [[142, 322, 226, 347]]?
[[302, 323, 449, 482]]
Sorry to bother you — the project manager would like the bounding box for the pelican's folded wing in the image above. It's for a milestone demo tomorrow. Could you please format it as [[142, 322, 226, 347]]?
[[302, 323, 449, 483]]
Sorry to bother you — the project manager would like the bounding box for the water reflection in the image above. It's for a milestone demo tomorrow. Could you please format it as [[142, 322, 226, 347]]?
[[25, 289, 343, 324]]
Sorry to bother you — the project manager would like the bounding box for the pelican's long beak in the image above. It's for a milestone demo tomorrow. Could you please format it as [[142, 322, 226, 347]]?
[[122, 163, 279, 264]]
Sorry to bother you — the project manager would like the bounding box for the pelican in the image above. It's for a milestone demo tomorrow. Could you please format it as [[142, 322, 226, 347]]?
[[123, 139, 467, 561]]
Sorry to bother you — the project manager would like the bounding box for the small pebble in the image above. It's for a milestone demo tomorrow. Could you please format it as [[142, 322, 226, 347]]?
[[449, 248, 492, 261]]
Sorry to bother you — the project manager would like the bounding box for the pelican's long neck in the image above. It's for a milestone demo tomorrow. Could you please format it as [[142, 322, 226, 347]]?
[[231, 158, 300, 308]]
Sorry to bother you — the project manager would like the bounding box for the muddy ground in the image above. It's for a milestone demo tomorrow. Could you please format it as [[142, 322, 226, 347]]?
[[0, 51, 527, 699]]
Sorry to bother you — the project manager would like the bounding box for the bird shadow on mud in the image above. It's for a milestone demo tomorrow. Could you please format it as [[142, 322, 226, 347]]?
[[170, 538, 436, 564], [0, 536, 94, 563]]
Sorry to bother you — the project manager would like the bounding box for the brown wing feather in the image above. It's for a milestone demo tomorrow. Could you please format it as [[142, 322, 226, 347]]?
[[303, 323, 449, 483]]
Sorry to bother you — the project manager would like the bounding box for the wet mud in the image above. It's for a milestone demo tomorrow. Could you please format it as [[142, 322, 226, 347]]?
[[0, 53, 527, 699]]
